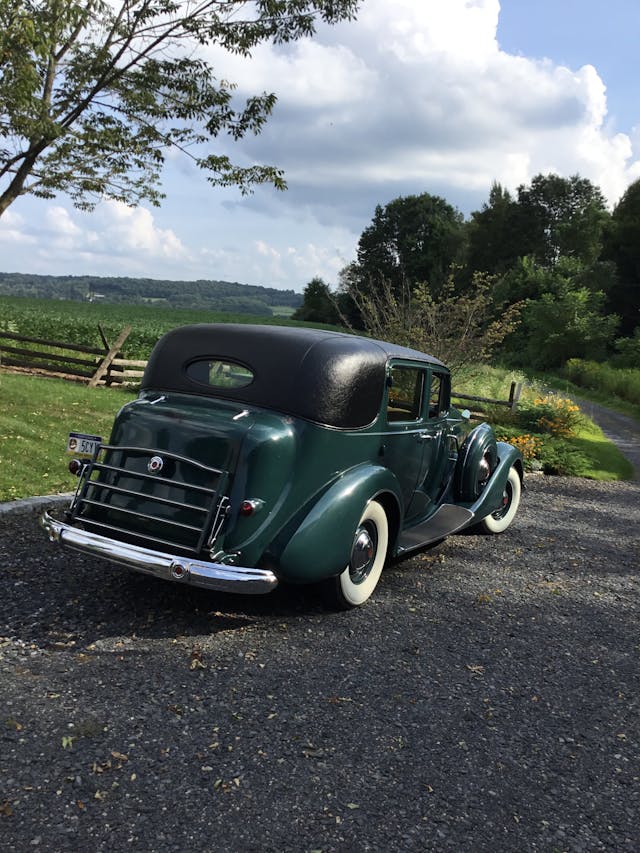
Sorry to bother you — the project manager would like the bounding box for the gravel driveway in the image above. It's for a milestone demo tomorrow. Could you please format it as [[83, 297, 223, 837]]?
[[1, 476, 639, 852]]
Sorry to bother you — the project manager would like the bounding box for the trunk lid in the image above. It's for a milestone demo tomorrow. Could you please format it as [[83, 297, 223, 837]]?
[[70, 394, 254, 554]]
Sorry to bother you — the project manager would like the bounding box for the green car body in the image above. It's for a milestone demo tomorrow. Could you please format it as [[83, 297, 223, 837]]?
[[42, 324, 523, 609]]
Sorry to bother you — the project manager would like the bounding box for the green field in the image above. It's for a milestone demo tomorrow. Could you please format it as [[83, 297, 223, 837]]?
[[0, 295, 338, 361]]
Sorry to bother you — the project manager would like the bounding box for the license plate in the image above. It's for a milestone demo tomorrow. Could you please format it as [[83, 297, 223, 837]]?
[[67, 432, 102, 456]]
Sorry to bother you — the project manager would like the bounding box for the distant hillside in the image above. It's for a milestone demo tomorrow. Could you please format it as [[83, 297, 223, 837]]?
[[0, 272, 302, 316]]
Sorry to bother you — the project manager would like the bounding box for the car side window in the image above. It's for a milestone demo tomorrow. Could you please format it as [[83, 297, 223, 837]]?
[[387, 366, 425, 422], [428, 371, 449, 419], [186, 358, 254, 389]]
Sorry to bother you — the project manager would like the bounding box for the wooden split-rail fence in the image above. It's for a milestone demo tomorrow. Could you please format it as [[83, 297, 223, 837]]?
[[0, 325, 523, 413], [0, 325, 146, 387], [452, 381, 522, 417]]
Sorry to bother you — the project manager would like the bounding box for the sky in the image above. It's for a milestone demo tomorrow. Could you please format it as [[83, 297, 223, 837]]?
[[1, 0, 639, 293]]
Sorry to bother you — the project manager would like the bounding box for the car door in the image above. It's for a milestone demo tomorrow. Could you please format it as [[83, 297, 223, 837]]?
[[415, 368, 452, 505], [382, 362, 431, 522]]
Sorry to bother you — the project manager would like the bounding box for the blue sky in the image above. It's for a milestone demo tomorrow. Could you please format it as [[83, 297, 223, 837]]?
[[1, 0, 639, 293], [498, 0, 639, 135]]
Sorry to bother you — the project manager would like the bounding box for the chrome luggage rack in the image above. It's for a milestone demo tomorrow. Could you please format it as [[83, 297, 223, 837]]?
[[67, 444, 230, 556]]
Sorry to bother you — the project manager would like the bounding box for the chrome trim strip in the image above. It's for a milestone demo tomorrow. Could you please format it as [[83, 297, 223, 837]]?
[[99, 444, 225, 475], [41, 512, 278, 595]]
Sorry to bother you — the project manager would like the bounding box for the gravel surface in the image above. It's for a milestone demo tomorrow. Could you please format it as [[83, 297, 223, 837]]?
[[1, 476, 639, 852]]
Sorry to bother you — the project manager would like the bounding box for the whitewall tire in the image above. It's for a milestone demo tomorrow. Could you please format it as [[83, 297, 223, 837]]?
[[479, 466, 521, 534], [323, 500, 389, 609]]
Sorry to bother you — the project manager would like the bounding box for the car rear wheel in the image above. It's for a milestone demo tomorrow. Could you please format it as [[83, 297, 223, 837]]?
[[322, 500, 389, 610], [479, 466, 521, 534]]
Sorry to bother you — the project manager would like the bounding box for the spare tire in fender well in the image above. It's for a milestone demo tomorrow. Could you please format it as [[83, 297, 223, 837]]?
[[455, 422, 498, 503]]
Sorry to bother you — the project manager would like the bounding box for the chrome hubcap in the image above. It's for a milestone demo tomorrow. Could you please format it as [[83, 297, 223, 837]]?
[[477, 454, 492, 491], [492, 482, 512, 519], [349, 524, 376, 584]]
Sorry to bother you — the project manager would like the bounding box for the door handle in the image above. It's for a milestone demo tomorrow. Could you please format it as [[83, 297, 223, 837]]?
[[417, 432, 434, 441]]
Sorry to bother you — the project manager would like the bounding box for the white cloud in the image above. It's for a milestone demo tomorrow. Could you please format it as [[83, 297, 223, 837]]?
[[209, 0, 638, 215], [1, 199, 189, 276], [46, 206, 81, 236], [0, 209, 35, 245], [373, 0, 501, 66], [95, 201, 188, 259]]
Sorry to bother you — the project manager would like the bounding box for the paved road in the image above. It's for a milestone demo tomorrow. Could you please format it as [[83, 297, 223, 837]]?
[[1, 476, 639, 852]]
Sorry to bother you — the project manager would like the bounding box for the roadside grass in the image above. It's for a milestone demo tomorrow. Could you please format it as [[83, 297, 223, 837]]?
[[0, 372, 135, 502], [570, 419, 635, 481], [534, 371, 640, 422], [456, 365, 634, 481]]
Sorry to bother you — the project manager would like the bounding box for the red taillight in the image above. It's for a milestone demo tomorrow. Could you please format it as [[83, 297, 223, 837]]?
[[239, 499, 264, 517], [240, 500, 255, 516], [68, 458, 84, 476]]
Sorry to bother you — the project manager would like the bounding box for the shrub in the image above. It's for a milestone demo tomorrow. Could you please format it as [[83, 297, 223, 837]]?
[[612, 329, 640, 369], [563, 358, 640, 406], [495, 427, 543, 472], [507, 433, 543, 461], [535, 437, 590, 477], [516, 394, 583, 438]]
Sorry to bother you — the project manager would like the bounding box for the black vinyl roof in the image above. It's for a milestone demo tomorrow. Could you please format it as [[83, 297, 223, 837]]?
[[141, 324, 445, 429]]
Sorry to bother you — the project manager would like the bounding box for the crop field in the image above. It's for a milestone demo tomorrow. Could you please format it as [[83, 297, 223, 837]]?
[[0, 295, 336, 361]]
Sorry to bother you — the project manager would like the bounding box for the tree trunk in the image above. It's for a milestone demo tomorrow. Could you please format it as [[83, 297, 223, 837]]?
[[0, 143, 48, 216]]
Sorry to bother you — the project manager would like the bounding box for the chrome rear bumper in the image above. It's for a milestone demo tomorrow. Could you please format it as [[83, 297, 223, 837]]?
[[40, 511, 278, 595]]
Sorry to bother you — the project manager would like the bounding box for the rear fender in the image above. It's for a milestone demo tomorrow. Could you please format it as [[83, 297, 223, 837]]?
[[277, 465, 400, 583]]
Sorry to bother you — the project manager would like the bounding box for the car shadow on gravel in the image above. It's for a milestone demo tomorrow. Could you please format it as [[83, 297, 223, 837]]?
[[2, 511, 332, 650]]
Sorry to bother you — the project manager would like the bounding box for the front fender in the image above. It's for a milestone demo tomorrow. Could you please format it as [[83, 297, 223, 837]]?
[[277, 465, 400, 583], [470, 441, 523, 520], [455, 422, 498, 502]]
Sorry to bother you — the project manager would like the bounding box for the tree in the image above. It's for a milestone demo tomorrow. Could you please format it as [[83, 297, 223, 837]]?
[[466, 181, 520, 276], [467, 174, 610, 278], [522, 286, 619, 369], [602, 178, 640, 335], [342, 272, 522, 376], [0, 0, 358, 216], [349, 192, 466, 298], [515, 173, 609, 267], [292, 276, 340, 325], [493, 255, 616, 308], [493, 256, 620, 367]]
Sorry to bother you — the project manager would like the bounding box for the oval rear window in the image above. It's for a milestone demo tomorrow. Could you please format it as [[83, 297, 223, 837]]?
[[186, 358, 254, 389]]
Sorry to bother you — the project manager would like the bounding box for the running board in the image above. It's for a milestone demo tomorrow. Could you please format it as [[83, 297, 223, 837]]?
[[396, 504, 474, 554]]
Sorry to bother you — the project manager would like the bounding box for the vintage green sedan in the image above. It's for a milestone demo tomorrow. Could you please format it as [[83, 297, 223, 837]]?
[[41, 324, 523, 609]]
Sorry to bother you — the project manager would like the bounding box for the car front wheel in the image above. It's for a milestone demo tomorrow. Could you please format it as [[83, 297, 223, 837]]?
[[479, 466, 521, 534], [322, 500, 389, 610]]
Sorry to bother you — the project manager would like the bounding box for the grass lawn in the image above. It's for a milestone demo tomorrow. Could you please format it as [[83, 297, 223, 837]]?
[[457, 366, 634, 481], [0, 372, 135, 502], [570, 419, 635, 481]]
